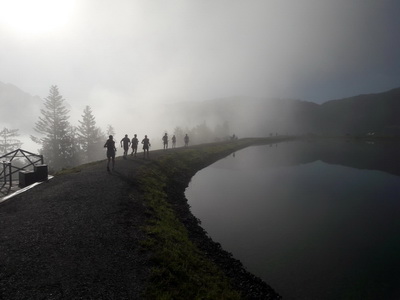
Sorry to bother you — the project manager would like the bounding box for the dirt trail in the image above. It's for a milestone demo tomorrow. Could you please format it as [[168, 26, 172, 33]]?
[[0, 151, 164, 299], [0, 144, 282, 299]]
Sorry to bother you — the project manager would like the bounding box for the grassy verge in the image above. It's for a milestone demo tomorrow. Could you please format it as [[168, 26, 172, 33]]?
[[136, 138, 284, 299]]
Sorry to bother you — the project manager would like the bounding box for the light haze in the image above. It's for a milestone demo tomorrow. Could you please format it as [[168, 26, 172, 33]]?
[[1, 0, 399, 151]]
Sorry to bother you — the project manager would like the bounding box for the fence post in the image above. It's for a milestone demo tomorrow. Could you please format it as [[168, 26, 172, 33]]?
[[2, 162, 6, 185], [7, 162, 12, 187]]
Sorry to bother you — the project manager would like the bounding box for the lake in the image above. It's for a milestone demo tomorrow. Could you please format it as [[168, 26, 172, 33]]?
[[185, 139, 400, 299]]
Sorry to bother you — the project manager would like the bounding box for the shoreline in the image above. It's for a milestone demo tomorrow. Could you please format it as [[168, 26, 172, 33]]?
[[136, 138, 286, 298], [0, 138, 287, 299]]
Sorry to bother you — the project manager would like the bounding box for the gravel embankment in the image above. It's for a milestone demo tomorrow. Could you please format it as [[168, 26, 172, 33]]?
[[0, 155, 152, 299], [0, 145, 281, 299]]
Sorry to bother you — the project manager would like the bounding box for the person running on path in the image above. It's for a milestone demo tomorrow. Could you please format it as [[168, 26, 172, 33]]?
[[104, 135, 116, 172], [184, 134, 189, 147], [162, 133, 168, 150], [120, 134, 131, 159], [171, 135, 176, 148], [130, 134, 139, 157], [141, 135, 151, 158]]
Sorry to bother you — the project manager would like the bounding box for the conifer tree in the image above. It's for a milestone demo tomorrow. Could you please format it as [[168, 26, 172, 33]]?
[[77, 106, 105, 162], [0, 127, 22, 155], [106, 124, 115, 136], [31, 85, 76, 171]]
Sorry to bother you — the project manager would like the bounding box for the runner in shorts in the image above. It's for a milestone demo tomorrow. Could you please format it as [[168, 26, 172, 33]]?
[[131, 134, 139, 157], [120, 134, 131, 159], [162, 133, 168, 150], [104, 135, 116, 172], [141, 135, 151, 158], [172, 134, 176, 148]]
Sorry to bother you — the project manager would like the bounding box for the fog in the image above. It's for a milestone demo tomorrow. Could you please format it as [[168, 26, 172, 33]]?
[[1, 1, 400, 153]]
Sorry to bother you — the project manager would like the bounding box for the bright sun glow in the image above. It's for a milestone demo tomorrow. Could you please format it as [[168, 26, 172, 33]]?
[[0, 0, 75, 36]]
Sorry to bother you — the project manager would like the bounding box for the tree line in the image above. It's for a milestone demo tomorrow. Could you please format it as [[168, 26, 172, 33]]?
[[29, 85, 114, 172], [1, 85, 233, 173], [0, 85, 113, 173]]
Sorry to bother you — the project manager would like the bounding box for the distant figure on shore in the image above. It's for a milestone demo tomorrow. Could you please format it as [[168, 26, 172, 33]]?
[[131, 134, 139, 157], [162, 133, 169, 150], [120, 134, 131, 159], [184, 134, 189, 147], [104, 135, 116, 172], [141, 135, 151, 158], [171, 134, 176, 148]]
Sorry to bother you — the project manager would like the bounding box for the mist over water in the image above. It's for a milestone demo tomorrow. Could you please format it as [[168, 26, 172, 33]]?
[[186, 140, 400, 299]]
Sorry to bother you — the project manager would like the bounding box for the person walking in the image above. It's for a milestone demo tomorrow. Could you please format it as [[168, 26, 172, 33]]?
[[104, 135, 116, 172], [141, 135, 151, 158], [162, 133, 168, 150], [171, 134, 176, 148], [131, 134, 139, 157], [120, 134, 131, 159], [184, 134, 189, 147]]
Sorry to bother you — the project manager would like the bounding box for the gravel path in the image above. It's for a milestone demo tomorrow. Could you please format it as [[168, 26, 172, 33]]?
[[0, 145, 282, 299], [0, 154, 153, 299]]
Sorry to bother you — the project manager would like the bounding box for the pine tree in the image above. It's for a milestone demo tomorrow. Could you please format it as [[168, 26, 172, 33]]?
[[0, 127, 22, 155], [31, 85, 76, 171], [106, 124, 115, 136], [77, 106, 105, 162]]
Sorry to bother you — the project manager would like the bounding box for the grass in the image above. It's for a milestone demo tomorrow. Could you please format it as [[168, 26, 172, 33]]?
[[52, 137, 289, 299], [136, 138, 285, 299], [137, 154, 240, 299]]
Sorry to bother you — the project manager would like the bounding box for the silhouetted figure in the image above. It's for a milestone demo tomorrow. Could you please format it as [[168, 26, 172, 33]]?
[[141, 135, 151, 158], [104, 135, 116, 172], [162, 133, 168, 150], [171, 135, 176, 148], [184, 134, 189, 147], [131, 134, 139, 157], [120, 134, 131, 159]]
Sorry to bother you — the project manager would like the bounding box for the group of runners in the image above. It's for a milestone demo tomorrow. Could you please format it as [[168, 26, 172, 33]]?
[[103, 133, 190, 172], [161, 133, 190, 149]]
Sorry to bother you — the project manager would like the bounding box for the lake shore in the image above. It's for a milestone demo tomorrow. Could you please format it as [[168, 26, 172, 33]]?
[[0, 138, 286, 299]]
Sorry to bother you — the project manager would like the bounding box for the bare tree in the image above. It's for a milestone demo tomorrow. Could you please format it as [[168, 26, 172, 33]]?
[[0, 127, 22, 155]]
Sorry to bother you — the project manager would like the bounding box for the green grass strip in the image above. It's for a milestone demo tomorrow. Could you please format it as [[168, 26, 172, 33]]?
[[136, 139, 281, 299]]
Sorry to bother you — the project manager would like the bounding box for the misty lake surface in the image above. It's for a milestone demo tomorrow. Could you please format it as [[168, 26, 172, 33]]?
[[185, 139, 400, 300]]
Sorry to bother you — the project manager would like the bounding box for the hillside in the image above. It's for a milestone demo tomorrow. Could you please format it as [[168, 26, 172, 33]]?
[[319, 87, 400, 135], [2, 81, 400, 142], [164, 87, 400, 137], [0, 82, 41, 134]]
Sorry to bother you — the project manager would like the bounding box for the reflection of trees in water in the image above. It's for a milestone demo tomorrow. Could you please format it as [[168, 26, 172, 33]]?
[[237, 139, 400, 177]]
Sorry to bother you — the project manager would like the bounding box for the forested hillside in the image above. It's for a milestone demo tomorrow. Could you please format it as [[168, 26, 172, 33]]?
[[165, 87, 400, 137]]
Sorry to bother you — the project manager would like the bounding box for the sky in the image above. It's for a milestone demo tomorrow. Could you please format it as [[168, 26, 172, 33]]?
[[1, 0, 400, 150]]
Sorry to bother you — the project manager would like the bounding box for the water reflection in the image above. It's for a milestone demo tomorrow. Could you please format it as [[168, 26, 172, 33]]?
[[186, 139, 400, 300]]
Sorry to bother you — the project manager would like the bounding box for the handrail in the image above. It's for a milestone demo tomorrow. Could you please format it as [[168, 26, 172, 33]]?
[[0, 149, 44, 189]]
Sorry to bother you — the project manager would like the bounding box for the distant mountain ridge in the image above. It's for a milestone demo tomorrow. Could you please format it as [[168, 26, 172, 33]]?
[[166, 87, 400, 137], [2, 81, 400, 138], [0, 82, 41, 134], [318, 87, 400, 135]]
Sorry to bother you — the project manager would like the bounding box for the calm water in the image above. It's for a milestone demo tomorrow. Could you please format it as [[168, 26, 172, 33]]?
[[185, 139, 400, 300]]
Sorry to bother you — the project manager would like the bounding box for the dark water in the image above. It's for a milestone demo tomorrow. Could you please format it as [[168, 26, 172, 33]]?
[[185, 139, 400, 300]]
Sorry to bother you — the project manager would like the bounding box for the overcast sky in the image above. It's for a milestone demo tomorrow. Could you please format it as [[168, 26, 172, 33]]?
[[1, 0, 399, 104]]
